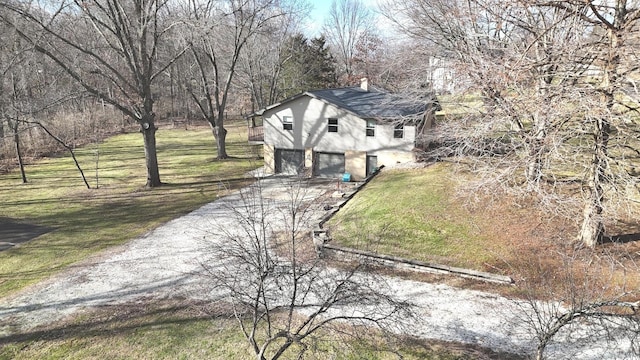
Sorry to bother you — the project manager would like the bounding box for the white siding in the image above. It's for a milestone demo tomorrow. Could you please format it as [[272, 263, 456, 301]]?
[[263, 96, 416, 155]]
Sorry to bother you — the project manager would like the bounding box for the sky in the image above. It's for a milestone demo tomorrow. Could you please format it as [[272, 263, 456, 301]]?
[[304, 1, 340, 36], [303, 0, 392, 37]]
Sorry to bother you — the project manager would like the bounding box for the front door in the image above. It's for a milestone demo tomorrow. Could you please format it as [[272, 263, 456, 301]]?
[[366, 155, 378, 176]]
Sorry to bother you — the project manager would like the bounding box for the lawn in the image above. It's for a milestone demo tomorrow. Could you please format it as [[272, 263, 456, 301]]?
[[326, 162, 640, 298], [0, 299, 518, 360], [326, 163, 499, 269], [0, 124, 523, 360], [0, 121, 261, 298]]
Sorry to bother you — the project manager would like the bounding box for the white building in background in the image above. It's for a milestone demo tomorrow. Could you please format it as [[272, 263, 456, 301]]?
[[428, 57, 456, 95]]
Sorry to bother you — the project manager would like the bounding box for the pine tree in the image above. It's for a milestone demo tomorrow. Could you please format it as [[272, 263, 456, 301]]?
[[278, 34, 337, 99]]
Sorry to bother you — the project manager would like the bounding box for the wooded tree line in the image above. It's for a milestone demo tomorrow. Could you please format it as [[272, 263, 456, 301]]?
[[0, 0, 389, 185], [1, 0, 639, 247]]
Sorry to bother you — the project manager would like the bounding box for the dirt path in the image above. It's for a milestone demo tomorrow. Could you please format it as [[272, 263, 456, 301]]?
[[0, 178, 632, 359]]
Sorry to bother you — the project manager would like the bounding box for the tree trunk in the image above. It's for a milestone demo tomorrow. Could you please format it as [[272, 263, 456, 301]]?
[[11, 119, 27, 184], [536, 344, 545, 360], [578, 116, 609, 247], [141, 122, 161, 187], [577, 24, 618, 247], [525, 116, 546, 189], [209, 117, 228, 160], [526, 73, 551, 188], [579, 115, 610, 247], [579, 196, 604, 247], [216, 124, 228, 160]]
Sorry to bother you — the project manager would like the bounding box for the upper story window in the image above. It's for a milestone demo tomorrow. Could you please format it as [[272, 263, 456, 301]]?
[[366, 119, 376, 137], [328, 118, 338, 133], [394, 124, 404, 139], [282, 115, 293, 130]]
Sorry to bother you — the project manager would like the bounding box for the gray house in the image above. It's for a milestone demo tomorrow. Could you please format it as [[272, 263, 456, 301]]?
[[248, 79, 438, 181]]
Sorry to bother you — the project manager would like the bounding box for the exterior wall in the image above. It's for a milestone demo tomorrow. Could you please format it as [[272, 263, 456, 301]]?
[[263, 96, 416, 154], [263, 144, 275, 175], [263, 96, 417, 176], [304, 148, 313, 168], [345, 151, 367, 181], [376, 150, 415, 167]]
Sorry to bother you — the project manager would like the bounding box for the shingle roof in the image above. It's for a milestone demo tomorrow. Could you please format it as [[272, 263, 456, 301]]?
[[250, 86, 437, 120], [307, 86, 430, 119]]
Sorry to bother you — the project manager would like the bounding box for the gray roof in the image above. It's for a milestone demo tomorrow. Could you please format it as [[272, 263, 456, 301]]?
[[252, 86, 437, 120]]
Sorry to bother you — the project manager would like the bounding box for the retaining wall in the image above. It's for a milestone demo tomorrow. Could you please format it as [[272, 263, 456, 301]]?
[[312, 166, 514, 285]]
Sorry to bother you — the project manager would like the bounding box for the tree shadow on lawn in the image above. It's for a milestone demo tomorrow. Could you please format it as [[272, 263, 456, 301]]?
[[0, 298, 527, 360], [603, 233, 640, 244], [0, 218, 54, 252], [0, 299, 215, 347]]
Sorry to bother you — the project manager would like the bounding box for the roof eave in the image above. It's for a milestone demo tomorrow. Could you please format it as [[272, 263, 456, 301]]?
[[243, 92, 309, 118]]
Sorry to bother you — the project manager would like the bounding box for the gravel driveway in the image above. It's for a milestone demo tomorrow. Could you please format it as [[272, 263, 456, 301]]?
[[0, 177, 634, 359]]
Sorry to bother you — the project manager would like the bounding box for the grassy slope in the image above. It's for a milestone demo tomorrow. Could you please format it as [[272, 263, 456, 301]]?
[[327, 163, 499, 269], [327, 162, 640, 300], [0, 123, 261, 297]]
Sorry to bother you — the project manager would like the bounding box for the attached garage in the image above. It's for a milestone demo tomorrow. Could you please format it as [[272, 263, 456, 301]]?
[[275, 149, 304, 175], [314, 152, 345, 178]]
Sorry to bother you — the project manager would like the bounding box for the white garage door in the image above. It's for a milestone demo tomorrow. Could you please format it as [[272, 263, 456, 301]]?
[[314, 152, 345, 178]]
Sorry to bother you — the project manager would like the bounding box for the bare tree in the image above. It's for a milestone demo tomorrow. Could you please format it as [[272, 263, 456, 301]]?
[[1, 16, 34, 183], [200, 178, 412, 360], [350, 31, 387, 85], [385, 0, 640, 247], [0, 14, 88, 186], [323, 0, 374, 84], [236, 0, 310, 111], [544, 0, 640, 246], [179, 0, 284, 159], [1, 0, 186, 187], [513, 252, 640, 360]]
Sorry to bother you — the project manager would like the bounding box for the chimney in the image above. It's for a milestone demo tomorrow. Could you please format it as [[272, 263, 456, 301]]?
[[360, 78, 369, 92]]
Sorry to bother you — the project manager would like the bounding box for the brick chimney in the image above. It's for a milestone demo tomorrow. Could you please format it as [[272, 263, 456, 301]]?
[[360, 78, 369, 92]]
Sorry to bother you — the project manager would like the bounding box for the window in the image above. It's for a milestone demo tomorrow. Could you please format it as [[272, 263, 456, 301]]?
[[328, 118, 338, 133], [394, 124, 404, 139], [366, 119, 376, 137], [282, 115, 293, 130]]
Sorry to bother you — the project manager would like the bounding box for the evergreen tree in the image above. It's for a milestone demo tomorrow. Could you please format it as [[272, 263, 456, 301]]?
[[278, 33, 336, 99]]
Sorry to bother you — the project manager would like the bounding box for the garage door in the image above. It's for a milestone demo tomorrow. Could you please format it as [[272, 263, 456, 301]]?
[[314, 152, 345, 178], [275, 149, 304, 175]]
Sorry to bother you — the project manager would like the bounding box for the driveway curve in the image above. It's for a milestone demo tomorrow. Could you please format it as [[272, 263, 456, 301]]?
[[0, 177, 633, 359]]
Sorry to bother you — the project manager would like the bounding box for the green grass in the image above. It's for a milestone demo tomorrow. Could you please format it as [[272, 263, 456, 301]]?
[[326, 163, 495, 269], [436, 93, 484, 118], [0, 123, 261, 297], [0, 300, 499, 360], [0, 125, 524, 360]]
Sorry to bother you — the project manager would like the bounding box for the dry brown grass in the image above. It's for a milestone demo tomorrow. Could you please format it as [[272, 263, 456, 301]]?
[[464, 188, 640, 300], [327, 163, 640, 302], [411, 183, 640, 304], [271, 231, 319, 265]]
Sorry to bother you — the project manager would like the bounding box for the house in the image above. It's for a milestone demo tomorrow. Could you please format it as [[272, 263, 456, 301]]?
[[247, 79, 439, 181]]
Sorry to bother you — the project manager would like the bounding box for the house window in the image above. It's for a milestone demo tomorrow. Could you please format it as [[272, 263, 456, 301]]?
[[366, 119, 376, 137], [282, 115, 293, 130], [328, 118, 338, 133], [394, 124, 404, 139]]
